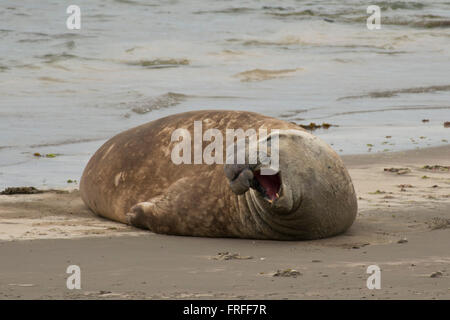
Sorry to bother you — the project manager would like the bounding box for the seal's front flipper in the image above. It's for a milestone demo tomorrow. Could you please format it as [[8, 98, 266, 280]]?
[[125, 177, 199, 235]]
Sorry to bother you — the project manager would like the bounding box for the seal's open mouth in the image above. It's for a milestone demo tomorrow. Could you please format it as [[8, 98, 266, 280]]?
[[252, 170, 281, 202]]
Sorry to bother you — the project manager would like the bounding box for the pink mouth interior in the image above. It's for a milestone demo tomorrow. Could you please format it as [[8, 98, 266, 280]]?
[[254, 170, 281, 201]]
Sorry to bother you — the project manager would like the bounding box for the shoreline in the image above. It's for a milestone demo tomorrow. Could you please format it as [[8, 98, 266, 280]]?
[[341, 143, 450, 166], [0, 144, 449, 299], [2, 142, 449, 191]]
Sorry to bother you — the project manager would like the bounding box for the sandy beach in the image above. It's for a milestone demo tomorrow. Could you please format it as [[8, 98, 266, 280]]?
[[1, 0, 449, 302], [0, 145, 449, 299]]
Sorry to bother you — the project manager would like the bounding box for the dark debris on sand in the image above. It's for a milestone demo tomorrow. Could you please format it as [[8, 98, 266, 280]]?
[[422, 165, 450, 172], [430, 271, 443, 278], [293, 122, 337, 131], [212, 252, 253, 260], [384, 167, 411, 175], [427, 217, 450, 230], [273, 269, 302, 278], [0, 187, 43, 195], [0, 187, 70, 195]]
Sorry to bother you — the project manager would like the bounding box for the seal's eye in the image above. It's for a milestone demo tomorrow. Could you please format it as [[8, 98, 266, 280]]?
[[252, 170, 281, 202]]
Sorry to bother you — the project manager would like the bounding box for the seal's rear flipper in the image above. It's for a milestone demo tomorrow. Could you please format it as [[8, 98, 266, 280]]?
[[126, 201, 159, 230], [126, 194, 176, 234]]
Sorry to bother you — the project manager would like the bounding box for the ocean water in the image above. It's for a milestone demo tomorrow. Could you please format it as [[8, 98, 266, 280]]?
[[0, 0, 449, 188]]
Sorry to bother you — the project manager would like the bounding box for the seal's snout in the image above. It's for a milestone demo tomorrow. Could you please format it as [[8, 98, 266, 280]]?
[[224, 164, 282, 201], [224, 164, 254, 195]]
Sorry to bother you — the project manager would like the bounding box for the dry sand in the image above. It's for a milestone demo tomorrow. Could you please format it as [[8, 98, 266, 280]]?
[[0, 145, 449, 299]]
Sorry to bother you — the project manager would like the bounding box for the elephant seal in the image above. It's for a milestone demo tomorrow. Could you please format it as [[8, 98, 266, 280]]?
[[80, 110, 357, 240]]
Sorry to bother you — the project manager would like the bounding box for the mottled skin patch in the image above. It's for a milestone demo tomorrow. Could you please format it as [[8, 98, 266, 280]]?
[[80, 110, 357, 240]]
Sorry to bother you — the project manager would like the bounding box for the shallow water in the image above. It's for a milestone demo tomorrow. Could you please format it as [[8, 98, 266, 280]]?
[[1, 0, 449, 188]]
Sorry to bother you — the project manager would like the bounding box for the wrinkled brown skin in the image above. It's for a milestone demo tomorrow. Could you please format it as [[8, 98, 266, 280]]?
[[80, 110, 357, 240]]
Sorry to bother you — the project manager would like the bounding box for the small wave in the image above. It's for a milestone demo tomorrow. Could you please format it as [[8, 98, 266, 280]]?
[[373, 1, 426, 10], [30, 138, 105, 148], [333, 58, 354, 63], [234, 68, 303, 82], [354, 17, 450, 28], [23, 32, 49, 37], [376, 51, 409, 55], [52, 33, 91, 40], [209, 49, 246, 58], [38, 77, 68, 83], [15, 64, 41, 70], [129, 92, 187, 114], [321, 105, 450, 120], [37, 53, 78, 63], [412, 20, 450, 28], [125, 58, 189, 69], [240, 34, 339, 47], [419, 14, 446, 19], [17, 38, 51, 43], [266, 7, 359, 20], [240, 36, 388, 51], [114, 0, 158, 6], [85, 14, 117, 19], [0, 65, 9, 72], [268, 2, 424, 21], [194, 7, 254, 14], [339, 15, 450, 29], [242, 37, 306, 46], [36, 53, 96, 64], [278, 109, 308, 119], [339, 85, 450, 100], [265, 4, 448, 30], [268, 9, 319, 17], [262, 6, 294, 11], [309, 105, 450, 121], [115, 0, 139, 4]]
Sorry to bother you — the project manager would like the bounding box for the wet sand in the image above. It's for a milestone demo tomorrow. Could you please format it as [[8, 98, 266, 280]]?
[[0, 145, 449, 299]]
